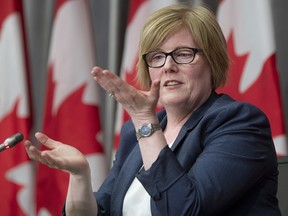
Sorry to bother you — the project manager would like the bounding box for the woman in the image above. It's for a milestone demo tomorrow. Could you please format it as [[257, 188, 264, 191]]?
[[25, 4, 281, 215]]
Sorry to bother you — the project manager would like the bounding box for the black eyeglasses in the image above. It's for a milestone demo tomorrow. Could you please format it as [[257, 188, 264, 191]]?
[[142, 47, 202, 68]]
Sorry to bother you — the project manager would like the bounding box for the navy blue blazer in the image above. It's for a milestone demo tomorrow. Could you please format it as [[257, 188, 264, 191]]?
[[94, 91, 281, 216]]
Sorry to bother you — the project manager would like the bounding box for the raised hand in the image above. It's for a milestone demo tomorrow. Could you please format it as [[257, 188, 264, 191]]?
[[91, 66, 160, 122]]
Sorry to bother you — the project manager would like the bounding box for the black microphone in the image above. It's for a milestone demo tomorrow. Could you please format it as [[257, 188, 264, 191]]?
[[0, 133, 24, 152]]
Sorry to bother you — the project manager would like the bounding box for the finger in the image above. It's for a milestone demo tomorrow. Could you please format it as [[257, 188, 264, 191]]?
[[91, 67, 124, 95], [24, 136, 61, 168], [24, 139, 33, 149], [101, 70, 123, 96], [42, 151, 63, 169], [24, 140, 47, 164], [24, 140, 37, 159], [91, 66, 146, 109], [35, 132, 60, 150], [91, 67, 115, 86], [91, 66, 104, 79], [24, 139, 40, 155]]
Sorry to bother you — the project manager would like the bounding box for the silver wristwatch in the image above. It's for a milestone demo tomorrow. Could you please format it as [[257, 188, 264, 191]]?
[[136, 123, 161, 140]]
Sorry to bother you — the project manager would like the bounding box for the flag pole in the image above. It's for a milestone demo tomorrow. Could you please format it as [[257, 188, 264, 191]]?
[[106, 0, 120, 166]]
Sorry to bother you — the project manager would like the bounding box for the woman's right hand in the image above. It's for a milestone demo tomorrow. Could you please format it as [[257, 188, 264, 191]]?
[[24, 132, 89, 176], [91, 66, 160, 124]]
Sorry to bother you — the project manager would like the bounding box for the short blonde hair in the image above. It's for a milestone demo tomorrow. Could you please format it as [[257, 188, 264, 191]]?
[[137, 4, 229, 90]]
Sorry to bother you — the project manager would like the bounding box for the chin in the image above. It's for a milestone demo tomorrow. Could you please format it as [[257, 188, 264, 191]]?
[[161, 97, 184, 106]]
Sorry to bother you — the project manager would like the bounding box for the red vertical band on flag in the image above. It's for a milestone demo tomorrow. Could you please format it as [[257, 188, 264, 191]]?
[[217, 0, 287, 156], [0, 0, 33, 215], [37, 0, 107, 214]]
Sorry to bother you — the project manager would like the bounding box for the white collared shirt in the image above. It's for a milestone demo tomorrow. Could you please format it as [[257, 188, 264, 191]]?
[[122, 141, 175, 215], [122, 176, 152, 216]]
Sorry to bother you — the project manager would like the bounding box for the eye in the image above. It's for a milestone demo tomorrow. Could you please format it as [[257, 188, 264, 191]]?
[[151, 53, 165, 62], [175, 50, 193, 59]]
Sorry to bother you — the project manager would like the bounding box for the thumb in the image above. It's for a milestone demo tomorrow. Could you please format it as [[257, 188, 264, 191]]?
[[35, 132, 60, 149], [150, 79, 160, 99]]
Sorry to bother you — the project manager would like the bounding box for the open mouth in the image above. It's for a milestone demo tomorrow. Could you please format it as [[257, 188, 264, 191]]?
[[164, 80, 182, 87]]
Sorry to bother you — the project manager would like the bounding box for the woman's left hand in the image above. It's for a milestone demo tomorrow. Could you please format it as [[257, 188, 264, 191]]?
[[25, 132, 89, 176]]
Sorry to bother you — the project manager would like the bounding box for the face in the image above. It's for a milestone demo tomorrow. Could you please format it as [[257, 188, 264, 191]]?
[[149, 28, 212, 112]]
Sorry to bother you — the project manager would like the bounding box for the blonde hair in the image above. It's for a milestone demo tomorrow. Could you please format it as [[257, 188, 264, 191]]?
[[137, 4, 229, 90]]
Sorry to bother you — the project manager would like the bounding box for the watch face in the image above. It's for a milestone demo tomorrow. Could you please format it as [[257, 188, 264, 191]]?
[[140, 124, 152, 137]]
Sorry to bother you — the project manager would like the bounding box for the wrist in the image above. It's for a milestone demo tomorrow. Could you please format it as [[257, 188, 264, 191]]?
[[136, 122, 162, 140], [132, 115, 158, 128]]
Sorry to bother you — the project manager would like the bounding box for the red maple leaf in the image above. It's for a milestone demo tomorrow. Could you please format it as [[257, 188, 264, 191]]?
[[218, 33, 286, 138]]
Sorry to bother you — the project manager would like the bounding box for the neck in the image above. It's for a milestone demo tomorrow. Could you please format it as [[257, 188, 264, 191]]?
[[163, 110, 192, 144]]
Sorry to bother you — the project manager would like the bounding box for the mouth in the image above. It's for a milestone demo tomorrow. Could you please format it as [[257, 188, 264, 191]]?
[[163, 80, 182, 87]]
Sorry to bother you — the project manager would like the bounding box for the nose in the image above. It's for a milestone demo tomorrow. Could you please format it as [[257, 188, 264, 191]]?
[[163, 55, 177, 73]]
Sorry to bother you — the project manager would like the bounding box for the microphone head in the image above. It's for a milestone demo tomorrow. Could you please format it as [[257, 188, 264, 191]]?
[[0, 132, 24, 152], [12, 132, 24, 144], [5, 132, 24, 147]]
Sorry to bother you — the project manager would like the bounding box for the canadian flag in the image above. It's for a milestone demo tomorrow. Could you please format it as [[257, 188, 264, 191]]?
[[0, 0, 34, 215], [113, 0, 176, 151], [217, 0, 287, 156], [37, 0, 107, 215]]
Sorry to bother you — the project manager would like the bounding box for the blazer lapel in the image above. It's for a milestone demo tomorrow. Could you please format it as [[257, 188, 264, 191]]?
[[170, 90, 219, 151]]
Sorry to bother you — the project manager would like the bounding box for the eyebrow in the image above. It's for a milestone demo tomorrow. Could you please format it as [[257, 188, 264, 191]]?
[[151, 46, 194, 53]]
